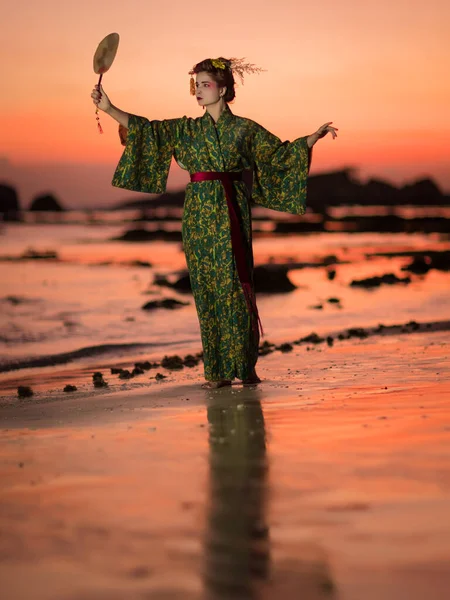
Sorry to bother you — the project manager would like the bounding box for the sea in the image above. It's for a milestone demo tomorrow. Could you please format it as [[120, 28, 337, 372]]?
[[1, 207, 449, 386]]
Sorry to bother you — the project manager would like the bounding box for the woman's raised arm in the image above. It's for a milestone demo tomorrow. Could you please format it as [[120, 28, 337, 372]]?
[[91, 84, 129, 129]]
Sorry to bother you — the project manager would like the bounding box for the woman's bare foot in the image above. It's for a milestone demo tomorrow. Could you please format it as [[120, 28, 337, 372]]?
[[201, 380, 232, 389]]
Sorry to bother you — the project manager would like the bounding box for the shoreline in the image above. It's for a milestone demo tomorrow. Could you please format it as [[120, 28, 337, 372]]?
[[1, 317, 449, 403]]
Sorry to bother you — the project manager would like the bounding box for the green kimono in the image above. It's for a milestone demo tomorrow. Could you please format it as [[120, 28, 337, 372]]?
[[112, 104, 311, 381]]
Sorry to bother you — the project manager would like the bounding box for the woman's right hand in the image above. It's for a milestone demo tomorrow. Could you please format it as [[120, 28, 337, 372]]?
[[91, 84, 111, 113]]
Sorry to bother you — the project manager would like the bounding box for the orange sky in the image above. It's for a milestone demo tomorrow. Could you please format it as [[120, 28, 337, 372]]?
[[1, 0, 450, 208]]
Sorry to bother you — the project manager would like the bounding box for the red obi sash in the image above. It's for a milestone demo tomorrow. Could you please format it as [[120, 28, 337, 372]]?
[[190, 171, 263, 337]]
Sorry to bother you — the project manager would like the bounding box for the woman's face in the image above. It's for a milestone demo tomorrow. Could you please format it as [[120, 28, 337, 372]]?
[[195, 71, 225, 107]]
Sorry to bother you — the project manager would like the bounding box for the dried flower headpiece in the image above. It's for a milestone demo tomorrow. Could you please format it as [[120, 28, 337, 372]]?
[[189, 57, 265, 95]]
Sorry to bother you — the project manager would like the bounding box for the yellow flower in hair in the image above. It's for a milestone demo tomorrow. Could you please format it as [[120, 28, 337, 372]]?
[[211, 59, 226, 70]]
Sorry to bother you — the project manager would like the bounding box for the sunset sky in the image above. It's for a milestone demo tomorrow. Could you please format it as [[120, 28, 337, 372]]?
[[1, 0, 449, 209]]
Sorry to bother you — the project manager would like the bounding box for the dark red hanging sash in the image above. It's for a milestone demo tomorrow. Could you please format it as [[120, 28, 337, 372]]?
[[190, 171, 263, 337]]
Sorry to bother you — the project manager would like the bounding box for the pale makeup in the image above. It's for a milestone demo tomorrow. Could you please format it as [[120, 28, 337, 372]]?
[[195, 71, 225, 108]]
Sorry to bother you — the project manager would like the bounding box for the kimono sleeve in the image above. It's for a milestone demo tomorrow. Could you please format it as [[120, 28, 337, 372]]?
[[111, 114, 182, 194], [250, 122, 312, 215]]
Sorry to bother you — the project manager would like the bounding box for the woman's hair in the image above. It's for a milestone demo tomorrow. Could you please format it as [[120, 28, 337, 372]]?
[[191, 57, 236, 103]]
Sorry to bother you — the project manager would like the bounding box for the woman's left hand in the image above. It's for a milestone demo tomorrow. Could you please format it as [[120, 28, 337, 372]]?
[[307, 122, 338, 147]]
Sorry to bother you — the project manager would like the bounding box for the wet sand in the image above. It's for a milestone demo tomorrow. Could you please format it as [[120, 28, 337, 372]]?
[[1, 330, 450, 599]]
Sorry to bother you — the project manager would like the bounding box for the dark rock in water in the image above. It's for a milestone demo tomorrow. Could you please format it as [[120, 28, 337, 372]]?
[[258, 341, 275, 356], [399, 178, 443, 203], [402, 252, 450, 274], [327, 297, 341, 304], [310, 304, 323, 310], [132, 366, 145, 376], [403, 256, 431, 274], [111, 367, 123, 374], [0, 184, 21, 221], [134, 361, 155, 370], [347, 328, 369, 339], [326, 336, 334, 347], [183, 354, 200, 367], [350, 273, 411, 288], [114, 228, 182, 242], [161, 355, 184, 370], [119, 369, 133, 379], [64, 385, 77, 392], [5, 296, 23, 305], [155, 372, 167, 380], [365, 178, 398, 203], [171, 274, 192, 292], [299, 332, 325, 344], [92, 371, 108, 387], [153, 273, 192, 293], [253, 265, 296, 293], [17, 386, 33, 398], [30, 193, 64, 211], [327, 269, 336, 281], [278, 343, 293, 353], [127, 260, 153, 268], [21, 248, 59, 260], [258, 346, 274, 356], [141, 299, 189, 310]]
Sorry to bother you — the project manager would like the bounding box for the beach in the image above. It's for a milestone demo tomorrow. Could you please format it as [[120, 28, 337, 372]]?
[[1, 211, 450, 598], [1, 328, 450, 599]]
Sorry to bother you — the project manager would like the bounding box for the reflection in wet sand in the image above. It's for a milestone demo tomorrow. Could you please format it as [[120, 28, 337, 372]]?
[[203, 392, 336, 599], [204, 392, 270, 599]]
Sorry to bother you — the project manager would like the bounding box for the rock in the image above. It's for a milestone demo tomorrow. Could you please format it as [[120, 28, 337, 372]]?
[[155, 372, 167, 380], [17, 386, 33, 398], [127, 260, 153, 268], [153, 273, 192, 293], [183, 354, 200, 367], [278, 343, 293, 353], [134, 361, 155, 370], [161, 355, 184, 370], [111, 367, 123, 374], [399, 178, 443, 203], [29, 194, 64, 211], [0, 184, 21, 221], [21, 248, 58, 260], [327, 297, 341, 304], [131, 366, 145, 376], [347, 328, 369, 339], [119, 369, 133, 379], [350, 273, 411, 288], [401, 256, 430, 274], [64, 385, 77, 392], [299, 333, 325, 344], [92, 372, 108, 387], [258, 341, 275, 356], [402, 252, 450, 274], [326, 269, 336, 281], [253, 265, 296, 293], [141, 299, 189, 310]]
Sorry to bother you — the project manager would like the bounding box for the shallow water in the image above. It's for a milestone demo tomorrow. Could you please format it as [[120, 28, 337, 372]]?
[[1, 216, 450, 382]]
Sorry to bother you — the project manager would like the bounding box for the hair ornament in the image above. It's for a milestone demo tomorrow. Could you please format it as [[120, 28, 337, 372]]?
[[189, 57, 265, 95]]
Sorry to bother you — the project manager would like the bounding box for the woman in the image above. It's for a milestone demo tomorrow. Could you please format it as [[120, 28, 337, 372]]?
[[91, 57, 338, 389]]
